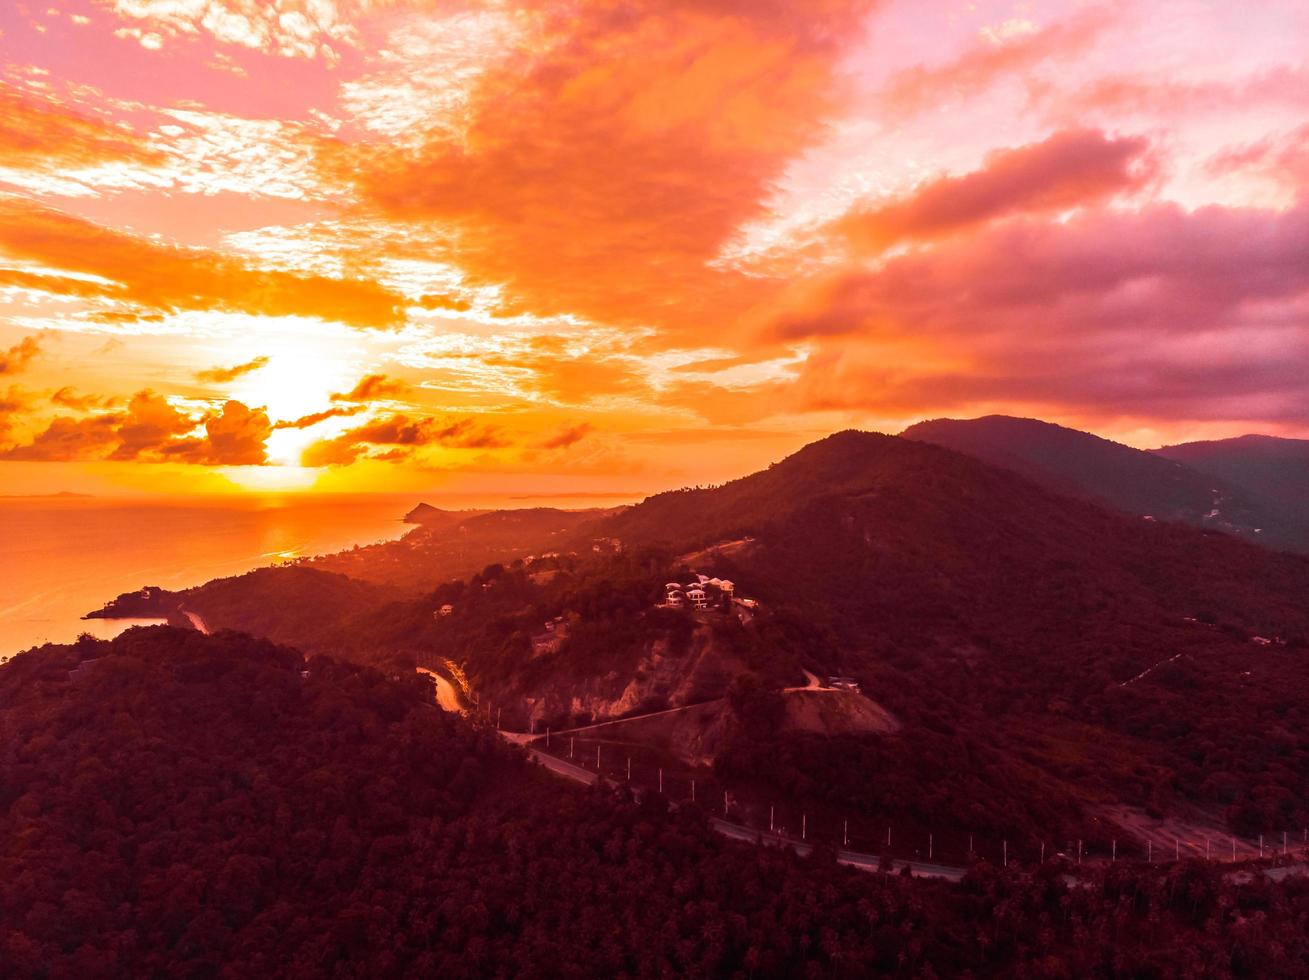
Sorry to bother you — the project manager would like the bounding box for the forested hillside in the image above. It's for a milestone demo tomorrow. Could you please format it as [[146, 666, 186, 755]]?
[[901, 415, 1297, 550], [2, 628, 1307, 977], [74, 431, 1309, 846], [307, 505, 620, 591], [599, 432, 1309, 838], [1157, 434, 1309, 541]]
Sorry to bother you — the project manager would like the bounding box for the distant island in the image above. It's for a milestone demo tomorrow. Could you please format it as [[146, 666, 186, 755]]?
[[0, 491, 93, 499]]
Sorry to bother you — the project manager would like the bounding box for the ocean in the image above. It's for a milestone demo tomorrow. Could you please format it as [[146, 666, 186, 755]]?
[[0, 495, 414, 658]]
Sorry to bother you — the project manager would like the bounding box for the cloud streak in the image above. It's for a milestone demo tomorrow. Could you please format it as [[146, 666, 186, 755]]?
[[195, 355, 269, 383], [0, 200, 405, 329]]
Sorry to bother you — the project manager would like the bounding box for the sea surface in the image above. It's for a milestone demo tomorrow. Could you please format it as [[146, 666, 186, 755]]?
[[0, 496, 415, 658]]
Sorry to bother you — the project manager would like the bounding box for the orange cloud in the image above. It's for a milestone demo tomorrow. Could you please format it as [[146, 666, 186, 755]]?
[[0, 385, 33, 441], [0, 335, 42, 375], [0, 200, 405, 329], [332, 1, 874, 337], [273, 406, 364, 430], [539, 423, 593, 450], [2, 413, 124, 461], [835, 129, 1153, 253], [195, 355, 270, 383], [109, 390, 194, 460], [0, 82, 161, 173], [331, 373, 408, 402], [302, 413, 509, 466], [2, 391, 274, 465], [50, 387, 120, 411], [168, 400, 273, 465]]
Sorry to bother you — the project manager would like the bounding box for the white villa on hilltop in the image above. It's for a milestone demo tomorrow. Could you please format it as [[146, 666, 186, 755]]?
[[660, 576, 738, 612]]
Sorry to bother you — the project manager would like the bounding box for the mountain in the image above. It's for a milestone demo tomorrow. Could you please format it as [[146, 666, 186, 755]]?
[[7, 628, 1304, 976], [78, 431, 1309, 848], [1156, 434, 1309, 536], [900, 415, 1300, 549], [591, 431, 1309, 837]]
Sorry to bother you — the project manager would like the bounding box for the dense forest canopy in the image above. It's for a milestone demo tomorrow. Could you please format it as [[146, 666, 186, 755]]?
[[3, 628, 1308, 977]]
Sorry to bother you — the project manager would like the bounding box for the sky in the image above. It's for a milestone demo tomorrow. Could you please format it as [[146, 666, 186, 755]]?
[[0, 0, 1306, 498]]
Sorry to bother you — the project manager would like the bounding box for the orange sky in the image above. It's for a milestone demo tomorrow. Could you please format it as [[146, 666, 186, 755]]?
[[1, 0, 1307, 497]]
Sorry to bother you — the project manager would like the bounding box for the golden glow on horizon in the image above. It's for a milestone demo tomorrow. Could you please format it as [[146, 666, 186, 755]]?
[[222, 464, 321, 493]]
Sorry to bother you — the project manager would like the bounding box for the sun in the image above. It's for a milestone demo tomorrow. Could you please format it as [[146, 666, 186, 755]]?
[[218, 336, 367, 467], [227, 348, 356, 424]]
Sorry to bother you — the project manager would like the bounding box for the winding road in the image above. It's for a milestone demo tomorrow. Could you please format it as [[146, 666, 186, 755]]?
[[416, 667, 463, 713], [519, 741, 966, 881]]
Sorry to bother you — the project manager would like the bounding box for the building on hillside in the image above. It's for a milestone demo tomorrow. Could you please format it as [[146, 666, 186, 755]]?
[[663, 579, 747, 613], [826, 676, 860, 693], [662, 583, 686, 608], [68, 658, 103, 683], [530, 616, 569, 657], [434, 604, 454, 618]]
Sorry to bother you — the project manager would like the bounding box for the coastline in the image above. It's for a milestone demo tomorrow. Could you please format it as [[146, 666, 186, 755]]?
[[0, 496, 412, 657]]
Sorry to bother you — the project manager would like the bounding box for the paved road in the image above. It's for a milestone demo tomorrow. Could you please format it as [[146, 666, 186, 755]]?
[[783, 669, 827, 693], [520, 699, 723, 740], [528, 747, 600, 786], [523, 746, 964, 880], [416, 667, 463, 713], [182, 610, 210, 635]]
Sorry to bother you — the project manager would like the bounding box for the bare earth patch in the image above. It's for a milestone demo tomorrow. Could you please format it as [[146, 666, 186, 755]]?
[[782, 689, 901, 735]]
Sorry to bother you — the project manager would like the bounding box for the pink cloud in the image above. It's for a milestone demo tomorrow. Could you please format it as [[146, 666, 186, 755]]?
[[768, 200, 1309, 425], [835, 128, 1153, 252], [877, 3, 1112, 118]]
